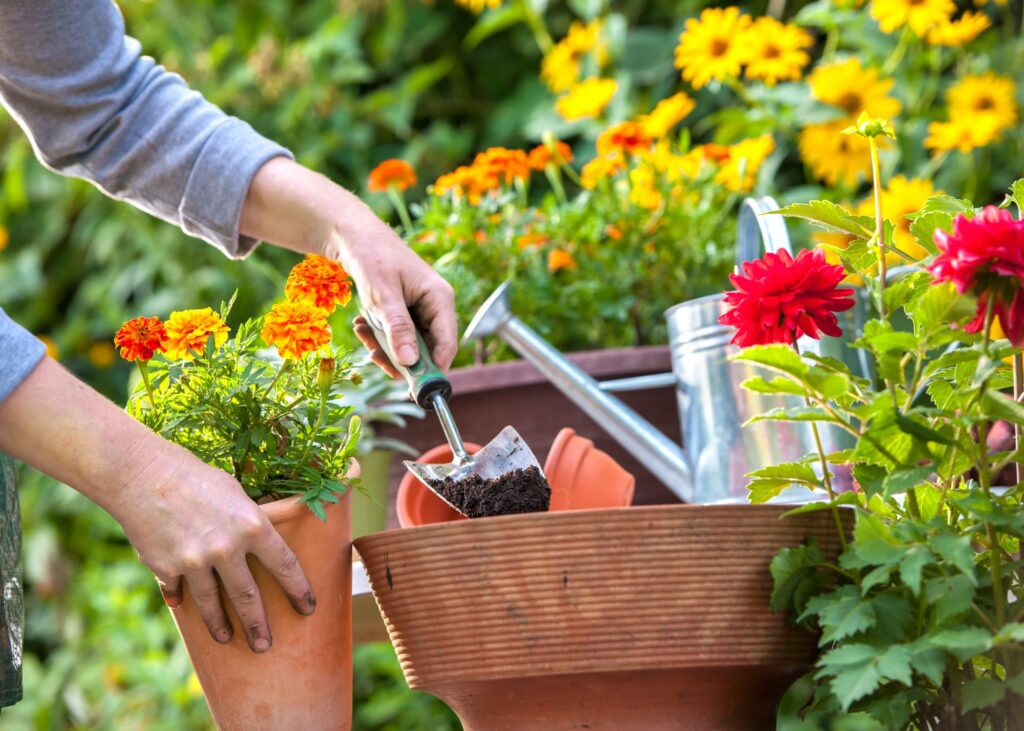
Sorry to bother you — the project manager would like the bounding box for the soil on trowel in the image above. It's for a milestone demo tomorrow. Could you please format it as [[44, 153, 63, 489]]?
[[432, 465, 551, 519]]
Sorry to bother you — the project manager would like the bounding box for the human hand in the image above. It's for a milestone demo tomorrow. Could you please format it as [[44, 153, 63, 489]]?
[[117, 446, 316, 653]]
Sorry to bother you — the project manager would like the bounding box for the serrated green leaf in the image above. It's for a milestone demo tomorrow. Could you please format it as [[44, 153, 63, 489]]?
[[924, 574, 975, 624], [894, 412, 956, 446], [962, 677, 1005, 712], [732, 344, 809, 378], [818, 643, 884, 710], [846, 512, 904, 567], [882, 465, 934, 497], [747, 406, 837, 425], [747, 479, 790, 504], [995, 622, 1024, 645], [908, 281, 974, 335], [1009, 179, 1024, 216], [748, 462, 819, 482], [875, 644, 913, 687], [809, 585, 878, 644], [781, 492, 860, 517], [930, 533, 976, 580], [806, 370, 851, 399], [926, 626, 992, 661], [770, 542, 827, 613], [740, 376, 808, 396], [983, 390, 1024, 426], [899, 546, 933, 597], [773, 201, 875, 237]]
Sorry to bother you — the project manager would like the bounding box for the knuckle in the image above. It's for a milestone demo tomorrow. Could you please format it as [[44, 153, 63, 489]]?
[[238, 513, 267, 541], [384, 313, 413, 335], [177, 550, 205, 574], [231, 585, 260, 605], [277, 550, 301, 577]]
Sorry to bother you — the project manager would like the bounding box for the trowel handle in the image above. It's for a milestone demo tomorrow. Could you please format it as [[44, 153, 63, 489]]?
[[360, 310, 452, 410]]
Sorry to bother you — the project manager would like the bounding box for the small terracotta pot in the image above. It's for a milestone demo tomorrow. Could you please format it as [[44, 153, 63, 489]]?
[[395, 442, 482, 528], [171, 475, 356, 731], [355, 504, 848, 730], [544, 427, 635, 510]]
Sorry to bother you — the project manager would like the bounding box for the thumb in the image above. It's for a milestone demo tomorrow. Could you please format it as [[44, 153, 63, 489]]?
[[381, 306, 419, 367]]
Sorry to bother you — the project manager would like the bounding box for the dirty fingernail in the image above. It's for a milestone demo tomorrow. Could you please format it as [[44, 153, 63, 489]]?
[[253, 637, 270, 653], [215, 628, 231, 644]]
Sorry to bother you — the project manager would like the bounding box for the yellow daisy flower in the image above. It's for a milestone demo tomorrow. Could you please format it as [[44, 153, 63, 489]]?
[[674, 7, 752, 89], [808, 58, 902, 120], [741, 17, 814, 86], [926, 11, 991, 46], [716, 135, 775, 192], [541, 20, 604, 93], [925, 116, 1003, 154], [556, 78, 618, 121], [636, 93, 696, 138], [798, 120, 873, 186], [871, 0, 954, 36], [948, 72, 1018, 133]]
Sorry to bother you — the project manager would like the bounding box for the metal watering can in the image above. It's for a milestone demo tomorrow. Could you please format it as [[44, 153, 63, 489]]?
[[463, 197, 872, 504]]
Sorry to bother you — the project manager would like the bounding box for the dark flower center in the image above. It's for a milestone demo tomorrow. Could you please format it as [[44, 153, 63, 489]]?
[[710, 38, 730, 57]]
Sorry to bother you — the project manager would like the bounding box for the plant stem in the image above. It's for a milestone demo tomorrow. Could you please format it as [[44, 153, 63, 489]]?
[[1015, 354, 1022, 486], [868, 136, 888, 321], [263, 360, 291, 398], [519, 0, 554, 54], [290, 393, 328, 480], [138, 361, 157, 408], [387, 186, 414, 232]]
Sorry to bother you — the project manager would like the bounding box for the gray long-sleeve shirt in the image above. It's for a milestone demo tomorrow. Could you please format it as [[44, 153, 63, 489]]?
[[0, 0, 293, 402]]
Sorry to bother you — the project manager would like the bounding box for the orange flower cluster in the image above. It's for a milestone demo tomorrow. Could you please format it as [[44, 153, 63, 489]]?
[[163, 308, 231, 360], [596, 122, 653, 157], [260, 301, 332, 361], [114, 316, 167, 362], [473, 147, 530, 184], [368, 159, 417, 193], [528, 141, 574, 170], [285, 255, 353, 311], [547, 248, 576, 273]]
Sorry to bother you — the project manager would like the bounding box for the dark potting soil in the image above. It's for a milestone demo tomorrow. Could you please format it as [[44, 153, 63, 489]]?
[[431, 465, 551, 519]]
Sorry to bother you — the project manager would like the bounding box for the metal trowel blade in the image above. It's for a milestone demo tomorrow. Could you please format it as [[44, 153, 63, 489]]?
[[403, 426, 544, 516]]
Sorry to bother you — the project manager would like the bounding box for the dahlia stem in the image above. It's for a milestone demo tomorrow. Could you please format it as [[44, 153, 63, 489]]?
[[1015, 354, 1023, 486], [137, 361, 156, 409], [868, 136, 888, 320]]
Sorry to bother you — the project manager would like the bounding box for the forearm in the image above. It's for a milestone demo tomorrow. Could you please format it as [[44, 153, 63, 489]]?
[[0, 357, 177, 522]]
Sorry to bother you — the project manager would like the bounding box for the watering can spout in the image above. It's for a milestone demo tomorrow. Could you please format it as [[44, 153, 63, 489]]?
[[463, 282, 695, 502]]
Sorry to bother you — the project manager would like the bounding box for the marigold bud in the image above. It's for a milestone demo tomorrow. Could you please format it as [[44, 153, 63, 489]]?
[[318, 357, 336, 397]]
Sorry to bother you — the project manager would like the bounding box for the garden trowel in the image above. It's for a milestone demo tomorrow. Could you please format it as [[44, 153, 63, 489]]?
[[360, 311, 545, 517]]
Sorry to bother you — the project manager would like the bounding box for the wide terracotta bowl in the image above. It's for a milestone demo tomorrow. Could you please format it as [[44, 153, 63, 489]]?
[[354, 504, 847, 730]]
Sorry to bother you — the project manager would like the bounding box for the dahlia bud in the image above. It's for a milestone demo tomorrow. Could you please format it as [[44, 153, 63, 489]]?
[[842, 111, 896, 140], [317, 357, 335, 398]]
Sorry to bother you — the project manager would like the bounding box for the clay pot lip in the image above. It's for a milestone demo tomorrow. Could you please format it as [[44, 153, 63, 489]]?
[[258, 460, 360, 526], [355, 502, 844, 549]]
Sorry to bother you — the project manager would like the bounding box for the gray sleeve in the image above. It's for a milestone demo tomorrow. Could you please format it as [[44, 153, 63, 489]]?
[[0, 0, 293, 258], [0, 308, 45, 404]]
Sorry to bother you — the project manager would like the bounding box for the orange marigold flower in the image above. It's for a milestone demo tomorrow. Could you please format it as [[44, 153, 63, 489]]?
[[517, 232, 549, 249], [548, 248, 577, 273], [580, 153, 625, 189], [473, 147, 531, 184], [596, 121, 653, 157], [163, 308, 230, 360], [528, 141, 574, 170], [261, 300, 332, 360], [285, 255, 353, 312], [114, 316, 167, 362], [606, 224, 623, 241], [368, 159, 417, 193], [435, 165, 499, 204]]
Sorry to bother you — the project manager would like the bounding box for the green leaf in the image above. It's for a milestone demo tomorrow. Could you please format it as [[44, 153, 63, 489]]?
[[1009, 178, 1024, 215], [930, 533, 976, 580], [773, 201, 874, 238], [909, 643, 947, 685], [806, 585, 878, 644], [806, 370, 851, 400], [746, 406, 837, 425], [995, 622, 1024, 645], [817, 643, 884, 710], [894, 412, 956, 446], [882, 465, 934, 497], [983, 390, 1024, 426], [769, 542, 827, 613], [853, 320, 918, 354], [747, 479, 791, 504], [962, 678, 1005, 712], [463, 4, 528, 49], [907, 281, 974, 335], [748, 462, 818, 482], [845, 512, 904, 567], [924, 574, 975, 624], [926, 626, 992, 662], [875, 644, 913, 687], [781, 492, 860, 517], [740, 376, 808, 396], [732, 344, 808, 379], [898, 546, 933, 597]]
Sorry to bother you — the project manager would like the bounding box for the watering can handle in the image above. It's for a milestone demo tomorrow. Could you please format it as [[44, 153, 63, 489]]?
[[735, 196, 793, 270]]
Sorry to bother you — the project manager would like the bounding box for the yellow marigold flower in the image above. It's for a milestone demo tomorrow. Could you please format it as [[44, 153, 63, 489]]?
[[37, 335, 59, 360], [596, 121, 653, 157], [636, 93, 696, 138], [741, 17, 814, 86], [871, 0, 954, 36], [925, 116, 1003, 154], [455, 0, 501, 13], [285, 255, 353, 312], [629, 166, 663, 211], [261, 300, 332, 361], [164, 308, 230, 360], [556, 78, 618, 121], [0, 226, 8, 252], [88, 341, 117, 368], [926, 11, 991, 45], [541, 20, 604, 93], [798, 120, 873, 186], [640, 140, 702, 183], [547, 248, 576, 273], [715, 135, 775, 192], [674, 7, 751, 90], [580, 154, 625, 189], [472, 147, 531, 184], [809, 58, 902, 121], [948, 72, 1018, 134]]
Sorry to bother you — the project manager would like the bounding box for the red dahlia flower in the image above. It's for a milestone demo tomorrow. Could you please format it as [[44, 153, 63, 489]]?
[[929, 206, 1024, 346], [719, 248, 856, 347]]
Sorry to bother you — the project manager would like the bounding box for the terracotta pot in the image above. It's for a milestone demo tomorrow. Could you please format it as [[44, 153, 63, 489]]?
[[545, 427, 635, 510], [378, 346, 681, 524], [171, 479, 355, 731], [395, 442, 482, 528], [355, 504, 847, 730]]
